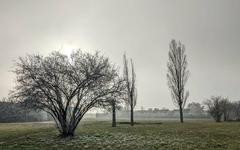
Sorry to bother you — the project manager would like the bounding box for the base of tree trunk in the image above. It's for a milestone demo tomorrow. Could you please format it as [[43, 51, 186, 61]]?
[[59, 132, 75, 138]]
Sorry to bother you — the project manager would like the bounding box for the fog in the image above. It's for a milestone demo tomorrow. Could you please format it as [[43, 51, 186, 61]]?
[[1, 0, 240, 110]]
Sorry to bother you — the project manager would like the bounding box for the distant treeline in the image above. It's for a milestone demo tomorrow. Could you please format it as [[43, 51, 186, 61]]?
[[96, 109, 210, 120], [0, 101, 51, 123], [97, 102, 210, 119], [205, 96, 240, 122]]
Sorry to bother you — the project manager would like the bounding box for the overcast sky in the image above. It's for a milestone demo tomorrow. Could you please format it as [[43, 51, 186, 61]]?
[[0, 0, 240, 109]]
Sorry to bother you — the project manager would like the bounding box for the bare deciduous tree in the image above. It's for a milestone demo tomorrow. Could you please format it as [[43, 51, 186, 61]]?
[[98, 78, 125, 127], [232, 101, 240, 121], [101, 98, 122, 127], [187, 102, 204, 114], [204, 96, 224, 122], [221, 98, 231, 121], [123, 53, 137, 126], [167, 39, 190, 123], [12, 50, 123, 137]]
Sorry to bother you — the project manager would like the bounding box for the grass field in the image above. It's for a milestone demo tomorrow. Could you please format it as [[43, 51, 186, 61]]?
[[0, 120, 240, 150]]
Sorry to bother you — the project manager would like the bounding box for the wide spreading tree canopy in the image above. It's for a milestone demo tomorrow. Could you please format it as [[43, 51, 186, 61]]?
[[12, 50, 124, 137]]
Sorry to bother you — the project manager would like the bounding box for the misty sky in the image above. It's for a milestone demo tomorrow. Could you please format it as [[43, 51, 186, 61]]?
[[0, 0, 240, 110]]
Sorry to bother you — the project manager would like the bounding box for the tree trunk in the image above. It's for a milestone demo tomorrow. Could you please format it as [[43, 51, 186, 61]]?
[[223, 112, 227, 121], [60, 123, 75, 137], [179, 105, 184, 123], [112, 100, 116, 127], [130, 103, 134, 126], [216, 114, 221, 122], [61, 130, 74, 137], [59, 117, 75, 138]]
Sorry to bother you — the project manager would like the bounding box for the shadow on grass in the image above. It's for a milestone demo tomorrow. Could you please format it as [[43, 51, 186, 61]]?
[[118, 122, 162, 125]]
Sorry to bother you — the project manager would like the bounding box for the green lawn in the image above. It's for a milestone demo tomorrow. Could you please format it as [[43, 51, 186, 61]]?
[[0, 120, 240, 150]]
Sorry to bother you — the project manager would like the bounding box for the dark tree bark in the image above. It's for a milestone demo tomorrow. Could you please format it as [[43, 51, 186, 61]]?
[[223, 113, 227, 122], [112, 100, 116, 127], [130, 102, 134, 126], [179, 104, 183, 123], [167, 39, 190, 123]]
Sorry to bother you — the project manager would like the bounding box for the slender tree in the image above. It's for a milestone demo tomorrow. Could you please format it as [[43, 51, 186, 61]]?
[[101, 97, 122, 127], [12, 50, 123, 137], [123, 53, 137, 126], [98, 78, 125, 127], [167, 39, 190, 123]]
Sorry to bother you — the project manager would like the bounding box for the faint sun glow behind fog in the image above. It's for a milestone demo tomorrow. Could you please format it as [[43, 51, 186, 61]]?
[[59, 43, 79, 56]]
